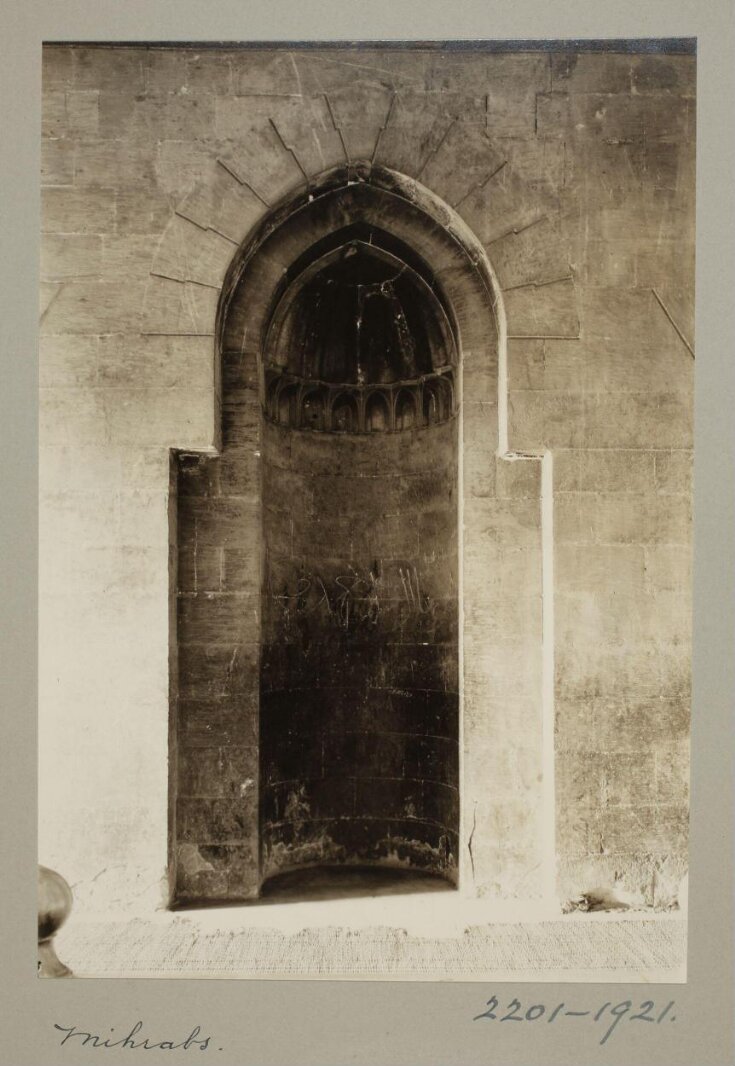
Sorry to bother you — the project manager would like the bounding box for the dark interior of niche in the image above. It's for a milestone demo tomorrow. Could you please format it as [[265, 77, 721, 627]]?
[[258, 227, 460, 893]]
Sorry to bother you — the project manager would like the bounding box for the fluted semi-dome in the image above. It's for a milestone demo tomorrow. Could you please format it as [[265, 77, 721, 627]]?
[[265, 239, 456, 385]]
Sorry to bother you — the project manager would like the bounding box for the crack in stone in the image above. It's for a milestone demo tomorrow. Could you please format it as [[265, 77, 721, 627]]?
[[268, 116, 311, 186], [370, 90, 398, 165], [651, 287, 694, 358], [215, 157, 270, 207], [415, 114, 456, 180], [323, 93, 350, 166], [452, 159, 508, 210]]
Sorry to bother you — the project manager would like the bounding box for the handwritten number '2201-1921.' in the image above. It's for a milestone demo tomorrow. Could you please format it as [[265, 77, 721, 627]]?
[[473, 996, 676, 1045]]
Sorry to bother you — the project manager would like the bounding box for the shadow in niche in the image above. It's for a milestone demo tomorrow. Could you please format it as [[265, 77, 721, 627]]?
[[259, 865, 455, 904]]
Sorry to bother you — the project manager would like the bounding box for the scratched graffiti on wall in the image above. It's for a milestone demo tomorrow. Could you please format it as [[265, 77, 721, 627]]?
[[266, 561, 435, 634]]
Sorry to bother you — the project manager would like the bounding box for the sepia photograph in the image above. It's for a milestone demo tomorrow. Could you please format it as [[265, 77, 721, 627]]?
[[37, 37, 695, 982]]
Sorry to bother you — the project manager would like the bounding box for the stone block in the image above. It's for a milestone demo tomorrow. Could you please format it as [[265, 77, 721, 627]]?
[[510, 390, 692, 452], [555, 543, 645, 596], [143, 49, 234, 95], [495, 457, 541, 499], [643, 545, 692, 596], [458, 160, 549, 248], [73, 47, 146, 92], [555, 696, 690, 754], [42, 93, 68, 139], [654, 450, 693, 495], [574, 239, 638, 287], [142, 48, 188, 93], [102, 387, 214, 448], [179, 642, 259, 700], [463, 441, 497, 499], [486, 90, 536, 137], [39, 387, 106, 445], [556, 852, 687, 909], [507, 338, 544, 391], [66, 92, 100, 136], [464, 588, 541, 645], [39, 334, 98, 387], [421, 122, 506, 209], [551, 52, 633, 94], [177, 692, 258, 748], [630, 54, 696, 97], [221, 547, 260, 591], [177, 796, 257, 845], [42, 186, 116, 234], [179, 591, 259, 645], [504, 277, 579, 339], [100, 233, 162, 280], [43, 46, 74, 91], [152, 216, 233, 289], [177, 746, 257, 800], [264, 95, 346, 178], [394, 89, 486, 129], [291, 49, 427, 96], [98, 92, 216, 142], [534, 92, 571, 139], [229, 50, 303, 95], [218, 447, 260, 496], [41, 279, 146, 335], [177, 453, 221, 498], [325, 83, 394, 159], [180, 496, 259, 552], [464, 496, 541, 551], [377, 109, 454, 179], [186, 50, 234, 93], [556, 577, 688, 653], [175, 841, 259, 901], [555, 490, 691, 546], [114, 184, 173, 236], [555, 641, 690, 702], [97, 334, 214, 389], [654, 739, 691, 806], [426, 51, 550, 96], [215, 106, 306, 200], [178, 545, 222, 592], [491, 216, 571, 291], [569, 93, 694, 144], [73, 140, 157, 186], [543, 336, 693, 396], [221, 400, 260, 450], [554, 449, 655, 494], [154, 139, 215, 200], [40, 234, 102, 281], [142, 275, 219, 336], [588, 804, 689, 856], [41, 139, 74, 185]]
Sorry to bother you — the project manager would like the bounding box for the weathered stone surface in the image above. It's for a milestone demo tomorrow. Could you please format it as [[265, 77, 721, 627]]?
[[40, 235, 103, 281], [421, 121, 505, 208], [39, 43, 694, 914], [504, 276, 579, 339], [141, 275, 219, 336], [39, 334, 98, 387], [509, 390, 692, 452], [41, 139, 75, 185], [491, 216, 571, 290], [42, 186, 116, 234], [97, 335, 214, 389], [73, 46, 146, 92]]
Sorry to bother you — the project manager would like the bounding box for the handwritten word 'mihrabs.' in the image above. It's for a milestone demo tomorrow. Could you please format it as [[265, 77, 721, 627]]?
[[54, 1021, 213, 1052]]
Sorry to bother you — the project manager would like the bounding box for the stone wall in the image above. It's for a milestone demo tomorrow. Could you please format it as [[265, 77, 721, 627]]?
[[39, 43, 694, 914], [260, 419, 459, 883]]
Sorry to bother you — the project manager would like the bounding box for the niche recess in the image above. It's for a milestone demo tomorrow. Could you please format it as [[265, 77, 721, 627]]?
[[171, 167, 503, 905], [260, 229, 459, 886]]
